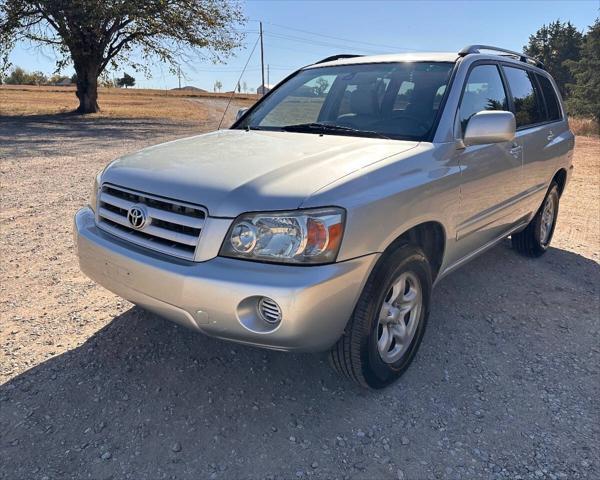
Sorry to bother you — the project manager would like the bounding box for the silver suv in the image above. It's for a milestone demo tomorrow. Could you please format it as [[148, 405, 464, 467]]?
[[75, 45, 574, 388]]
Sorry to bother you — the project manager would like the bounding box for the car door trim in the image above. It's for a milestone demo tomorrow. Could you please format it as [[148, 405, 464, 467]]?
[[441, 216, 530, 280], [456, 181, 547, 240]]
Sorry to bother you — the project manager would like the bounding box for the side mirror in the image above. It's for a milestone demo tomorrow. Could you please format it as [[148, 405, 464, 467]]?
[[236, 108, 249, 121], [463, 111, 516, 146]]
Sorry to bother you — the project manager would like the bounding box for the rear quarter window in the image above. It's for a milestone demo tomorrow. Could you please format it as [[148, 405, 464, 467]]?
[[536, 74, 562, 122]]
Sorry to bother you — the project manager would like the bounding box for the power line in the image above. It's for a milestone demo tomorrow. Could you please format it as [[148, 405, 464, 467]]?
[[168, 20, 426, 89], [249, 19, 421, 52], [259, 21, 265, 94], [217, 35, 261, 129], [264, 31, 391, 54], [262, 40, 341, 57], [188, 66, 290, 73]]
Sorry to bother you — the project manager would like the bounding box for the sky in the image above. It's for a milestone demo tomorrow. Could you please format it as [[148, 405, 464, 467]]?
[[7, 0, 599, 92]]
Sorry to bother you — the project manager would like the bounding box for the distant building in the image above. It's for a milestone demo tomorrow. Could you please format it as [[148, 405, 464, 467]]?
[[257, 84, 275, 95]]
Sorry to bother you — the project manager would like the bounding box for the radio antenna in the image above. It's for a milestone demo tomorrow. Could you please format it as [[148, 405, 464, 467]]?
[[217, 34, 260, 130]]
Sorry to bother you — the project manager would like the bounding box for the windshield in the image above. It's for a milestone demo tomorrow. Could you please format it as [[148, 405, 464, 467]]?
[[236, 61, 454, 141]]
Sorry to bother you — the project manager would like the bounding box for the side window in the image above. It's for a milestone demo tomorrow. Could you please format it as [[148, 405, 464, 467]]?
[[536, 74, 562, 122], [260, 74, 335, 126], [503, 67, 545, 128], [459, 65, 508, 133]]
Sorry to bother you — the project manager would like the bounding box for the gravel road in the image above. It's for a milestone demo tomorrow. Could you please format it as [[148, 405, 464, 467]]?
[[1, 112, 598, 480]]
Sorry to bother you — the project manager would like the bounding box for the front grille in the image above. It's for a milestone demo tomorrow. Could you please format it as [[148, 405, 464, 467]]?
[[96, 184, 206, 260]]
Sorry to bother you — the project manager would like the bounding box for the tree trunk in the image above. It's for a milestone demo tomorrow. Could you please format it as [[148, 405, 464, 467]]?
[[74, 62, 100, 114]]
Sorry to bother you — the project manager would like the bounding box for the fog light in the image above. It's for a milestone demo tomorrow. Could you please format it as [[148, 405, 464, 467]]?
[[258, 297, 282, 324]]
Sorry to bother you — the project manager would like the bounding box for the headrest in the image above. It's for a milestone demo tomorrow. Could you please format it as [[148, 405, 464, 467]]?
[[350, 85, 378, 115]]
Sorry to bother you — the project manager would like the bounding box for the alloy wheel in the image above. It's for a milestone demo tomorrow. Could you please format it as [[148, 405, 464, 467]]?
[[376, 272, 423, 364]]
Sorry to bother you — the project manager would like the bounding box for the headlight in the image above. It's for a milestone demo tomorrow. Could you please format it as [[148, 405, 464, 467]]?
[[220, 208, 345, 264], [89, 170, 102, 213]]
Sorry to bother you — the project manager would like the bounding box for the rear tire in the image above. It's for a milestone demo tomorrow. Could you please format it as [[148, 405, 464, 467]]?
[[512, 182, 560, 257], [329, 243, 432, 389]]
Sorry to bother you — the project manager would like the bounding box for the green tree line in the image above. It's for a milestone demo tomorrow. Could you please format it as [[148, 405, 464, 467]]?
[[1, 68, 136, 89], [524, 18, 599, 121]]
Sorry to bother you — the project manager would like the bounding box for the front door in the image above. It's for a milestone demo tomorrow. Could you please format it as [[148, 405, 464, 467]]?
[[449, 63, 524, 265]]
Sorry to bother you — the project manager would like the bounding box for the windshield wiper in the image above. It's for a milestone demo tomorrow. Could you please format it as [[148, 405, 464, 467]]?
[[280, 122, 391, 140]]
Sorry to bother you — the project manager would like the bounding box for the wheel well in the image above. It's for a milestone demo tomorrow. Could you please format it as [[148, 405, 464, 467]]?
[[387, 222, 446, 281], [553, 169, 567, 196]]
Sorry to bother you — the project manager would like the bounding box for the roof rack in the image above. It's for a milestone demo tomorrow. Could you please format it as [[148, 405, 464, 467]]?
[[458, 45, 545, 69], [315, 54, 364, 64]]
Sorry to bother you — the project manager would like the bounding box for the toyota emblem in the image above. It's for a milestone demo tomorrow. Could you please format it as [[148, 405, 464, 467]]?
[[127, 205, 148, 229]]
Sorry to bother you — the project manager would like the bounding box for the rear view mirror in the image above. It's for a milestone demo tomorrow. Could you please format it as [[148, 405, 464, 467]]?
[[463, 111, 516, 146], [236, 108, 249, 121]]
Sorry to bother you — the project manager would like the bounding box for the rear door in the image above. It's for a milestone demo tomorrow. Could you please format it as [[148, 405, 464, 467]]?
[[533, 72, 573, 186], [500, 66, 563, 217], [450, 63, 524, 264]]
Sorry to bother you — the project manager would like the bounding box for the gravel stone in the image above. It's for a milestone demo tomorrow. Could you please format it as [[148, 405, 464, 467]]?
[[0, 117, 598, 480]]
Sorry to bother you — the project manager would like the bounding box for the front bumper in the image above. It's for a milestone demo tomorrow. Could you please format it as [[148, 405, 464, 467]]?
[[74, 207, 378, 352]]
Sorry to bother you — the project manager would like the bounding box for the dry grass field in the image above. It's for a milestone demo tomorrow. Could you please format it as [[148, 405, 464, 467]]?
[[0, 85, 257, 122], [569, 116, 600, 136]]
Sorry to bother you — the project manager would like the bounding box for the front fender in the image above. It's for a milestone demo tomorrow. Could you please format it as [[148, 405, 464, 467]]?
[[302, 144, 460, 263]]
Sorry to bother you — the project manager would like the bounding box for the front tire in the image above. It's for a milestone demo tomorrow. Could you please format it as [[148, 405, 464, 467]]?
[[512, 182, 560, 257], [329, 244, 432, 389]]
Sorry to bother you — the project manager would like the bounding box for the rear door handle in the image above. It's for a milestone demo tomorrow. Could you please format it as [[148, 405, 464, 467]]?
[[547, 130, 555, 141]]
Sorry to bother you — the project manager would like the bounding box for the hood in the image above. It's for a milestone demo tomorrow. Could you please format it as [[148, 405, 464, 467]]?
[[102, 129, 418, 217]]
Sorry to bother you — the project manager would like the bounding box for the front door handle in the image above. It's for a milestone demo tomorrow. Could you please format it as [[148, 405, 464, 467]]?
[[547, 130, 555, 141], [509, 143, 522, 157]]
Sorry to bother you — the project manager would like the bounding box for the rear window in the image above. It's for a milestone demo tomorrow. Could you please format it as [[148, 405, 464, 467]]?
[[536, 74, 562, 122], [502, 66, 545, 128]]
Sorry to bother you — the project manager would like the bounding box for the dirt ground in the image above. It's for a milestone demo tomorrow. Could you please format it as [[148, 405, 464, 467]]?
[[0, 108, 598, 479]]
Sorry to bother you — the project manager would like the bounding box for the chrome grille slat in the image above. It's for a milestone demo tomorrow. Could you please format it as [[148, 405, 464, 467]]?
[[97, 184, 206, 260], [98, 207, 199, 247], [98, 221, 195, 259], [98, 206, 133, 229], [100, 192, 205, 229]]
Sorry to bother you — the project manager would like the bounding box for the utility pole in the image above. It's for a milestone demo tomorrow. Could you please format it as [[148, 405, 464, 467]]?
[[259, 21, 265, 95], [267, 64, 270, 88], [177, 66, 181, 89]]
